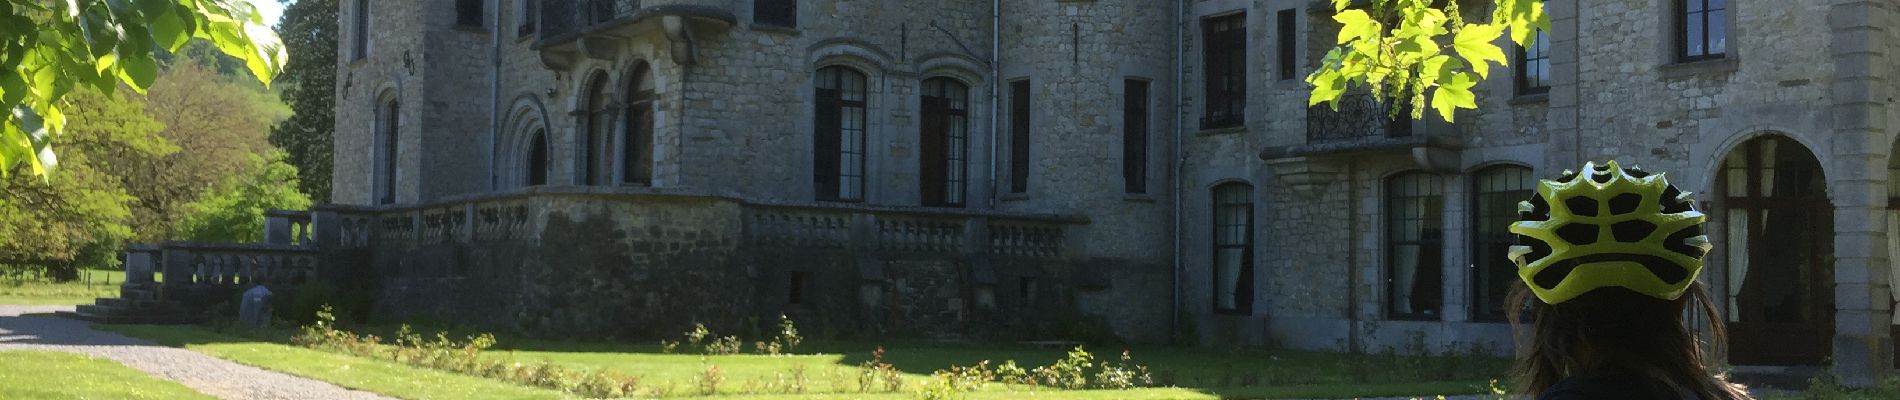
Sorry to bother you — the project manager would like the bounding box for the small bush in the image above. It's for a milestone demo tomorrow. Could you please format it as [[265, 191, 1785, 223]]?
[[292, 305, 639, 398]]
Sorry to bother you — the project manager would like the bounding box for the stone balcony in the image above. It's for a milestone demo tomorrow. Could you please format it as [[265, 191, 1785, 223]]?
[[535, 0, 737, 69], [1259, 92, 1463, 193]]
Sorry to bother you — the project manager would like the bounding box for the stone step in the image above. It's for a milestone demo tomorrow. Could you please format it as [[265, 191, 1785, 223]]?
[[56, 310, 195, 325]]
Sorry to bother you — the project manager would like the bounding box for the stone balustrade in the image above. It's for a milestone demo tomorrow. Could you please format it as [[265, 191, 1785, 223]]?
[[745, 200, 1080, 259], [157, 242, 319, 288], [263, 210, 314, 247]]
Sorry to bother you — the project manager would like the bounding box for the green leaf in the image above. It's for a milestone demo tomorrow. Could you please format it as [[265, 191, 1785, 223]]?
[[1416, 55, 1462, 87], [1452, 23, 1509, 79], [148, 10, 190, 50], [1332, 0, 1350, 12], [1430, 73, 1478, 122], [1334, 10, 1382, 45], [118, 52, 158, 92]]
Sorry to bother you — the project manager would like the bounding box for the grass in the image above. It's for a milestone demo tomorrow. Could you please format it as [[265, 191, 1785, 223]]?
[[100, 323, 1505, 399], [0, 350, 215, 400], [0, 269, 147, 305]]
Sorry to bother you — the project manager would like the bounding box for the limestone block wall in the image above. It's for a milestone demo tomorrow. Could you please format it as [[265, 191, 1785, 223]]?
[[334, 0, 429, 205]]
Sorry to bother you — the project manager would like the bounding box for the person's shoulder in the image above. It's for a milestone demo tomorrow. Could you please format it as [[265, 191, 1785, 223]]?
[[1538, 375, 1685, 400]]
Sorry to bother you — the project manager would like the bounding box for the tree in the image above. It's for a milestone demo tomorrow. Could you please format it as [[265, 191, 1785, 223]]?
[[0, 88, 170, 280], [0, 0, 283, 177], [1305, 0, 1548, 122], [174, 149, 311, 243], [270, 0, 336, 203], [115, 61, 286, 242]]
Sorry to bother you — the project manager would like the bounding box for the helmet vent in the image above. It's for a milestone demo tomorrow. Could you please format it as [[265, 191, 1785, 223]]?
[[1612, 220, 1658, 242], [1532, 260, 1573, 289], [1564, 196, 1599, 217], [1608, 193, 1643, 215], [1663, 224, 1707, 259], [1518, 235, 1552, 264], [1555, 223, 1599, 245]]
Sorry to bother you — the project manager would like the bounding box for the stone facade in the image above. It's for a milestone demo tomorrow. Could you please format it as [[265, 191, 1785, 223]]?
[[334, 0, 1900, 383]]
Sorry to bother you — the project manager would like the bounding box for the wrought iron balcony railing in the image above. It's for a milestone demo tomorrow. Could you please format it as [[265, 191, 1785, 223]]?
[[1306, 91, 1412, 143]]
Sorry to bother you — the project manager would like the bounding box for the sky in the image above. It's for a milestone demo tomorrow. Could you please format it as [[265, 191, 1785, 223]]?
[[246, 0, 286, 26]]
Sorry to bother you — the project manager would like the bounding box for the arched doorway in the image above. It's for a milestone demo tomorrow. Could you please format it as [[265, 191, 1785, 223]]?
[[1720, 134, 1833, 365]]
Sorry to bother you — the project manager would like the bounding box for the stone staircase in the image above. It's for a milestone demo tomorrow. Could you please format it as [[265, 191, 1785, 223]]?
[[58, 284, 197, 324]]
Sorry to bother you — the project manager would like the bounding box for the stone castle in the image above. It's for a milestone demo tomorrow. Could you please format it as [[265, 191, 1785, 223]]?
[[72, 0, 1900, 385]]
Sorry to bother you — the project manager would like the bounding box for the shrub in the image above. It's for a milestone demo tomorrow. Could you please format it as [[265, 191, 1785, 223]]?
[[291, 306, 639, 398]]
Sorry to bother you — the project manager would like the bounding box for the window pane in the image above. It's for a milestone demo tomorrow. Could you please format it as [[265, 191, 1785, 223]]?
[[1686, 12, 1705, 56], [1708, 10, 1726, 55], [1686, 0, 1704, 13]]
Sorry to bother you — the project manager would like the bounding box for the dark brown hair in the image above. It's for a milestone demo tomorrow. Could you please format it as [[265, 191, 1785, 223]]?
[[1507, 281, 1751, 399]]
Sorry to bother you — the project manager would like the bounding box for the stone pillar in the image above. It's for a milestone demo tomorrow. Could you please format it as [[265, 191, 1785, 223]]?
[[264, 215, 292, 245], [1828, 0, 1895, 387], [1542, 0, 1581, 169]]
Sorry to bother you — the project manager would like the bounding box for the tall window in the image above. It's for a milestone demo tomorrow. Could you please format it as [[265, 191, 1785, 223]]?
[[920, 78, 969, 207], [456, 0, 483, 27], [376, 99, 400, 204], [1517, 29, 1550, 95], [815, 66, 867, 202], [1122, 80, 1149, 194], [1720, 135, 1832, 365], [352, 0, 369, 60], [623, 64, 655, 185], [1386, 172, 1444, 320], [1201, 12, 1246, 129], [527, 129, 549, 186], [1276, 9, 1296, 81], [1008, 80, 1031, 194], [1471, 166, 1533, 321], [1212, 182, 1254, 314], [755, 0, 797, 28], [1678, 0, 1726, 61], [581, 74, 611, 186], [517, 0, 538, 36]]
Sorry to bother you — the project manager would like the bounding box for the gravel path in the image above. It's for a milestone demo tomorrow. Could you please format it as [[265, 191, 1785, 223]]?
[[0, 305, 394, 400]]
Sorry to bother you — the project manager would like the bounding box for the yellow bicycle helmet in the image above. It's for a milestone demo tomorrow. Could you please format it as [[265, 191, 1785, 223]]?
[[1508, 160, 1714, 304]]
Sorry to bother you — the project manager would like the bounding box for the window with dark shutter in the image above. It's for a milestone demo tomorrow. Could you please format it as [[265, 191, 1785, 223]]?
[[920, 78, 969, 207], [1470, 166, 1532, 321], [352, 0, 369, 60], [517, 0, 538, 36], [1677, 0, 1726, 61], [1277, 9, 1296, 81], [1009, 80, 1031, 194], [755, 0, 797, 28], [527, 130, 549, 186], [1123, 80, 1148, 194], [457, 0, 483, 27], [1212, 182, 1253, 314], [1516, 29, 1549, 95], [1201, 12, 1245, 129], [581, 74, 611, 186], [815, 66, 867, 202], [1386, 172, 1444, 320], [623, 64, 654, 185], [378, 100, 400, 204]]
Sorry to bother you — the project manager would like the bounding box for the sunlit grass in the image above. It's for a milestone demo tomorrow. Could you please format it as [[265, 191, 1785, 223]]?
[[0, 269, 149, 305], [0, 350, 214, 400]]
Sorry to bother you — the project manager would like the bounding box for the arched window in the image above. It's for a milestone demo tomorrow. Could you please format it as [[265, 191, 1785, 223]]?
[[1386, 171, 1443, 320], [375, 97, 400, 204], [815, 66, 867, 202], [1720, 134, 1831, 365], [581, 73, 612, 186], [1470, 165, 1533, 321], [623, 63, 654, 185], [527, 129, 549, 186], [1211, 182, 1253, 314], [920, 77, 968, 207]]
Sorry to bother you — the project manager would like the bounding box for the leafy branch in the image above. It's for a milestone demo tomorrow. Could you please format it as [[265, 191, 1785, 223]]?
[[1305, 0, 1548, 122]]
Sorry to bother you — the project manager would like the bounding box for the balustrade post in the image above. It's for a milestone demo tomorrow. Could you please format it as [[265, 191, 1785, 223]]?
[[264, 212, 292, 245], [963, 217, 989, 256], [849, 212, 877, 253], [463, 203, 477, 243], [1060, 223, 1089, 261], [311, 209, 341, 248], [123, 244, 159, 285]]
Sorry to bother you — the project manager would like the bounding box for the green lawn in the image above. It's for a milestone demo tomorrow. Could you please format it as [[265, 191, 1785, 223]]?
[[101, 324, 1503, 399], [0, 269, 142, 305], [0, 350, 214, 400]]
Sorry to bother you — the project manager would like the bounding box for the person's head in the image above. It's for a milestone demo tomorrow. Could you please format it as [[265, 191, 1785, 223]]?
[[1505, 161, 1749, 399]]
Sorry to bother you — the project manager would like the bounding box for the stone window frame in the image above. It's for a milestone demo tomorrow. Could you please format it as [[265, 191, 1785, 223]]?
[[372, 89, 401, 205], [807, 43, 892, 203], [1656, 0, 1739, 77], [1673, 0, 1727, 62], [502, 95, 552, 188], [1467, 163, 1533, 322], [620, 61, 657, 186], [814, 65, 871, 203], [1383, 170, 1445, 321], [918, 76, 972, 208], [351, 0, 370, 62], [1006, 78, 1033, 196], [515, 0, 539, 38], [1210, 180, 1255, 315], [1122, 77, 1151, 195], [577, 70, 617, 187], [1276, 8, 1298, 81], [1199, 10, 1248, 130], [753, 0, 798, 30], [1515, 29, 1550, 96]]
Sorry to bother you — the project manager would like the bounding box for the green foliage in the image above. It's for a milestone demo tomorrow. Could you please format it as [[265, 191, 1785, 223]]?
[[0, 0, 285, 177], [270, 0, 336, 203], [1306, 0, 1549, 122], [0, 88, 165, 279], [291, 306, 643, 398], [173, 149, 311, 243]]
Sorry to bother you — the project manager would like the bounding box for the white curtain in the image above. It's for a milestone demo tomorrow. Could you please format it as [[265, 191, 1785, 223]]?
[[1215, 248, 1243, 310], [1392, 245, 1420, 315]]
